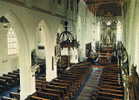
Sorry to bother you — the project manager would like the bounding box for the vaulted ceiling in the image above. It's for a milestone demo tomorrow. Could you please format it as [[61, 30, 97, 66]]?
[[84, 0, 123, 16]]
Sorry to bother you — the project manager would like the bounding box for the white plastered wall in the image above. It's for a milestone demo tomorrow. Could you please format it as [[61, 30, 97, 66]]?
[[0, 1, 75, 100], [76, 0, 100, 61], [0, 8, 36, 100], [124, 0, 139, 74]]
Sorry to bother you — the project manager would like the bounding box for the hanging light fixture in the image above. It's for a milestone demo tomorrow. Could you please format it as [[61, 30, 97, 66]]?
[[0, 16, 9, 28], [0, 16, 9, 23], [59, 21, 79, 49]]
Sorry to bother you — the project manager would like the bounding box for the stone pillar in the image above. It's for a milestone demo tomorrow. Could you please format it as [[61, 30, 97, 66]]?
[[20, 64, 36, 100], [70, 48, 79, 63], [19, 33, 35, 100], [46, 46, 57, 82], [46, 56, 57, 82]]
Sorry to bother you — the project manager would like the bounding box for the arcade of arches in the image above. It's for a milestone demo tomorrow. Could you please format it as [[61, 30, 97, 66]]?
[[0, 0, 139, 100]]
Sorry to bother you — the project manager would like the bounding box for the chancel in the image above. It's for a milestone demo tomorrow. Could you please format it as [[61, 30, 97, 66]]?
[[0, 0, 139, 100]]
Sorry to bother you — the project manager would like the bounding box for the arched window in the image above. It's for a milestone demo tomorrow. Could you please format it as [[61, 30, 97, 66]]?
[[7, 27, 18, 55]]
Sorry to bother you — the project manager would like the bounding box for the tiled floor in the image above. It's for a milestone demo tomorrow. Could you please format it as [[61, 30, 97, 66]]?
[[76, 66, 103, 100]]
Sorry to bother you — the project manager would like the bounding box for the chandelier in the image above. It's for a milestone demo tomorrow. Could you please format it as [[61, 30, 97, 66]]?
[[58, 21, 79, 49]]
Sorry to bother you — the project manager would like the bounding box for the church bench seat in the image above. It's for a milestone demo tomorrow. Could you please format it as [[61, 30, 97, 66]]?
[[100, 76, 119, 79], [30, 65, 91, 100], [95, 95, 123, 100], [52, 79, 72, 85], [0, 84, 7, 90], [98, 87, 124, 94], [35, 75, 87, 98], [0, 78, 7, 84], [40, 83, 68, 94], [57, 77, 81, 89], [52, 79, 74, 90], [35, 91, 61, 100], [60, 74, 87, 85], [30, 96, 49, 100], [13, 69, 19, 73], [40, 88, 69, 100], [91, 64, 124, 99], [60, 73, 84, 80], [97, 91, 124, 98], [53, 79, 79, 93], [101, 79, 122, 83], [2, 75, 19, 84], [50, 81, 70, 88], [0, 76, 13, 80], [1, 96, 14, 100], [9, 92, 20, 100], [3, 74, 19, 78], [36, 85, 69, 98], [0, 69, 20, 95], [0, 76, 16, 85], [0, 79, 12, 89], [46, 84, 68, 92], [99, 81, 122, 86], [8, 72, 19, 77], [37, 77, 46, 81], [49, 81, 76, 97], [99, 85, 124, 90]]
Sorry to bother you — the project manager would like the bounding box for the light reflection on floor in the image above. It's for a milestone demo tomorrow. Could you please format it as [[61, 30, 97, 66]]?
[[76, 66, 103, 100]]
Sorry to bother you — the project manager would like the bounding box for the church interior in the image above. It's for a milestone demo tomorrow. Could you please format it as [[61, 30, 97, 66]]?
[[0, 0, 139, 100]]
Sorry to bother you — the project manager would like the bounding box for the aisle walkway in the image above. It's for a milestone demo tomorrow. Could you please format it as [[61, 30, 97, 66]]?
[[76, 65, 103, 100]]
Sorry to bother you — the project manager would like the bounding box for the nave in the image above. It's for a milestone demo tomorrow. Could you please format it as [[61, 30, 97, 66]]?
[[0, 0, 139, 100], [0, 45, 125, 100]]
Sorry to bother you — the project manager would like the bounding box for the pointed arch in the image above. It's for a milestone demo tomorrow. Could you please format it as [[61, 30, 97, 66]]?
[[0, 7, 35, 100], [37, 20, 57, 82]]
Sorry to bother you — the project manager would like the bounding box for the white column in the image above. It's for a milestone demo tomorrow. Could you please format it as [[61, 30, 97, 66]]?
[[20, 64, 36, 100], [70, 48, 79, 63], [46, 47, 57, 82], [133, 4, 139, 75], [19, 30, 36, 100]]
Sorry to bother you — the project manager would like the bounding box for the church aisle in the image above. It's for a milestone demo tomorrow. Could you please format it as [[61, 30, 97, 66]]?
[[76, 65, 103, 100]]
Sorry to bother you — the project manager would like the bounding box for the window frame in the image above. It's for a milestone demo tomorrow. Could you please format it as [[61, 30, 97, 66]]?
[[7, 27, 18, 56]]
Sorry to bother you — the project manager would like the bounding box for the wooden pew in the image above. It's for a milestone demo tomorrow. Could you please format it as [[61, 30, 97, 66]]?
[[3, 74, 20, 83], [8, 72, 19, 77], [92, 64, 124, 99], [3, 74, 19, 78], [13, 69, 19, 73], [0, 78, 7, 85], [98, 87, 124, 94], [9, 92, 20, 100], [30, 64, 91, 100], [30, 96, 49, 100], [0, 76, 15, 85], [1, 96, 14, 100], [34, 91, 61, 100], [97, 91, 124, 98], [96, 95, 123, 100], [40, 88, 68, 100]]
